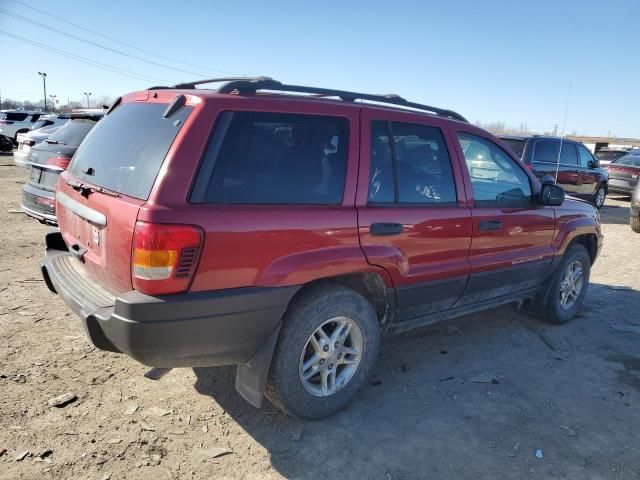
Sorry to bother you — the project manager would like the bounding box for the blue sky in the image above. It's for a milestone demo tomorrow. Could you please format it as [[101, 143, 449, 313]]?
[[0, 0, 638, 137]]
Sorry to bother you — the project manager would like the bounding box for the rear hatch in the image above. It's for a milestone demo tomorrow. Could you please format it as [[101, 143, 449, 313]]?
[[56, 98, 194, 294], [607, 157, 640, 189]]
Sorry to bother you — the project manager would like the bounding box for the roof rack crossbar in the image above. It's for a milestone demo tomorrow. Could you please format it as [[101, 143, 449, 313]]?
[[216, 78, 468, 122]]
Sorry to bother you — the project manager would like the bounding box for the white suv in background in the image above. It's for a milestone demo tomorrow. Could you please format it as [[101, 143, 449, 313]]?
[[0, 109, 49, 150]]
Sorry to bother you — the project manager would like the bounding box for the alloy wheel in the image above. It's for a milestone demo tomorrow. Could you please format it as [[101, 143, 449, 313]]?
[[559, 260, 584, 310], [298, 316, 363, 397]]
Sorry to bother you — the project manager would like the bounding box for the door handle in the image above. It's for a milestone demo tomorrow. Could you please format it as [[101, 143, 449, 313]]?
[[370, 222, 404, 236], [479, 220, 502, 231]]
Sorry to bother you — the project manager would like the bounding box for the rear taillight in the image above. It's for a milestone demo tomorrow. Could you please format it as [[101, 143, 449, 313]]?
[[44, 156, 71, 170], [0, 120, 13, 125], [23, 140, 36, 147], [525, 163, 534, 171], [132, 221, 203, 295]]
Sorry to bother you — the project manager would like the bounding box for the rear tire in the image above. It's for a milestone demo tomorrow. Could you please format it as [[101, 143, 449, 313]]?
[[266, 284, 380, 420], [543, 244, 591, 324], [593, 186, 606, 209], [631, 217, 640, 233]]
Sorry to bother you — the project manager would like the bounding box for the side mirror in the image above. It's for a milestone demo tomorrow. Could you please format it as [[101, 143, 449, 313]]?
[[587, 160, 596, 168], [540, 183, 565, 206]]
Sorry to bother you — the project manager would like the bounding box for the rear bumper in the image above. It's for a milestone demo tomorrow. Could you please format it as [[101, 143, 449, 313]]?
[[608, 178, 637, 194], [13, 149, 29, 168], [22, 183, 57, 224], [40, 230, 298, 368]]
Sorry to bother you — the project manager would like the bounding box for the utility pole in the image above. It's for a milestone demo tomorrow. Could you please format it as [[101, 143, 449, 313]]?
[[552, 124, 558, 136], [49, 95, 57, 112], [83, 92, 92, 108], [38, 72, 47, 110]]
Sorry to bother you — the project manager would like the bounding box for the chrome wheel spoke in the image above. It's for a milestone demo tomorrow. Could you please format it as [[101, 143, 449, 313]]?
[[320, 369, 329, 394], [303, 364, 319, 380], [309, 334, 322, 354], [341, 346, 359, 356], [302, 353, 319, 372], [330, 319, 347, 343], [328, 369, 336, 391]]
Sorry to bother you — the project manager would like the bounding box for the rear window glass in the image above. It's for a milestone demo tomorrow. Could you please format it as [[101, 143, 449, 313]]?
[[48, 119, 98, 147], [596, 150, 627, 161], [32, 120, 54, 130], [1, 112, 29, 121], [69, 103, 192, 200], [500, 139, 526, 157], [614, 156, 640, 167], [191, 111, 349, 204]]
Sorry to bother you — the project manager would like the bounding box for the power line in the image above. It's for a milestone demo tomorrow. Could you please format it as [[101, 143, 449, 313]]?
[[9, 0, 236, 75], [0, 30, 171, 84], [0, 7, 238, 79]]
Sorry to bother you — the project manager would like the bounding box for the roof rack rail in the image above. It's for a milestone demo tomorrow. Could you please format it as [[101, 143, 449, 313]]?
[[169, 77, 468, 122], [172, 77, 273, 90]]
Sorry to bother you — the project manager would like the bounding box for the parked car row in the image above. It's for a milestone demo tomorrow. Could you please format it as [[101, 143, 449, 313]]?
[[39, 77, 603, 419], [0, 109, 50, 151], [19, 112, 103, 224], [14, 114, 72, 167]]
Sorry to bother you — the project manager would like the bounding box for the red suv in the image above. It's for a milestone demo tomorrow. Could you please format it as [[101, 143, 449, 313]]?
[[41, 78, 603, 419]]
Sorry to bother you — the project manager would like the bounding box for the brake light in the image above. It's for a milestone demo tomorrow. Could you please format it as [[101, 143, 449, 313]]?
[[132, 221, 203, 295], [23, 140, 36, 147], [45, 156, 71, 170]]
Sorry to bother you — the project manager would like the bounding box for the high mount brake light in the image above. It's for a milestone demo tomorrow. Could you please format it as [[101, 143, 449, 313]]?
[[132, 221, 203, 295]]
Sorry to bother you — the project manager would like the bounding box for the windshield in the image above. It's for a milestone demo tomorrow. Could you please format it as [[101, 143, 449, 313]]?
[[500, 138, 526, 158], [69, 102, 192, 199]]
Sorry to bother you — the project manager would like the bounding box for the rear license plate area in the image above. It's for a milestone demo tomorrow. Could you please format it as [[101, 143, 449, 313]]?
[[30, 168, 42, 183]]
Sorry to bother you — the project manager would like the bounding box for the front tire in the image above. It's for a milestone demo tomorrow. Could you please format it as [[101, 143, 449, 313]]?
[[543, 244, 591, 324], [266, 284, 380, 419]]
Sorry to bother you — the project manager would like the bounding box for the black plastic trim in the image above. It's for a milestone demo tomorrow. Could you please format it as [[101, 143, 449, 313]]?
[[41, 231, 301, 368]]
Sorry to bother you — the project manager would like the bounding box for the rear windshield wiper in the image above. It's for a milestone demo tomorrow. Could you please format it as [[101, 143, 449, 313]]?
[[65, 178, 120, 197]]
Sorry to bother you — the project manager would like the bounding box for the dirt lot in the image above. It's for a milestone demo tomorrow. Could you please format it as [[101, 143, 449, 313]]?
[[0, 152, 638, 480]]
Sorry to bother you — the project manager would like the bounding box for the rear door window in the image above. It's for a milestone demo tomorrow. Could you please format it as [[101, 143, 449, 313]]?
[[191, 112, 349, 204], [533, 140, 560, 163], [368, 121, 457, 204], [559, 143, 578, 165], [69, 102, 192, 200]]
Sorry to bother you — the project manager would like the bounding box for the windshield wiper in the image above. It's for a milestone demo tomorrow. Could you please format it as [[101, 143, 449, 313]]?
[[46, 139, 66, 145], [65, 178, 120, 198]]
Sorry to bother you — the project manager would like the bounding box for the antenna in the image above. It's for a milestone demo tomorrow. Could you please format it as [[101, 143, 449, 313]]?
[[554, 81, 573, 185]]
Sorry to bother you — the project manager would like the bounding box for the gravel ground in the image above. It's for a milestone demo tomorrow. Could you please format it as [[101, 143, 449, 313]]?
[[0, 152, 639, 480]]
